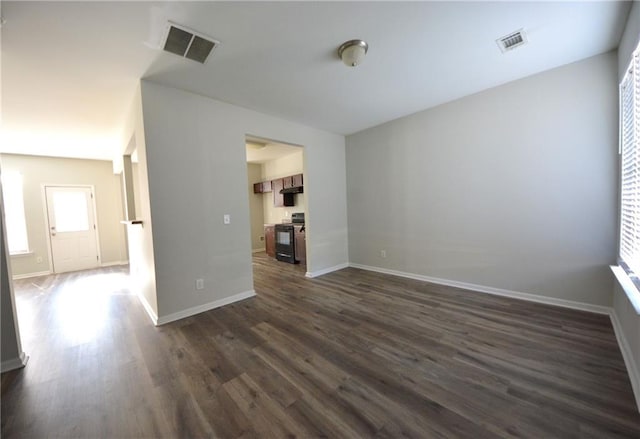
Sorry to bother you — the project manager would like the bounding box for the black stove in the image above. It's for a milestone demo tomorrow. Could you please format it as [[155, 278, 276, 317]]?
[[275, 213, 304, 263], [291, 212, 305, 224]]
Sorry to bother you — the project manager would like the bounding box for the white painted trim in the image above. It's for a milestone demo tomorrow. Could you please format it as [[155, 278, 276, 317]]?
[[40, 185, 54, 274], [12, 270, 51, 280], [611, 265, 640, 315], [252, 248, 266, 253], [1, 351, 28, 373], [12, 262, 128, 279], [348, 263, 611, 315], [156, 290, 256, 326], [136, 291, 158, 326], [305, 262, 349, 278], [610, 310, 640, 412], [100, 260, 129, 268], [9, 251, 34, 258]]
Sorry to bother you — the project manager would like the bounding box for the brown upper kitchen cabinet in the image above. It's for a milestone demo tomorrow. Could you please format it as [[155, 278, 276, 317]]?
[[271, 179, 294, 207], [253, 181, 273, 194], [272, 178, 283, 206], [282, 176, 294, 189], [292, 173, 303, 187]]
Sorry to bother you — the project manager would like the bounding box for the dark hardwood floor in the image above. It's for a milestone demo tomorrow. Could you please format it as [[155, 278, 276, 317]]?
[[2, 253, 639, 438]]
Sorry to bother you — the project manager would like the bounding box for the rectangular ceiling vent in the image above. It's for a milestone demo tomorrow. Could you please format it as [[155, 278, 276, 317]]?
[[496, 29, 527, 53], [163, 22, 219, 64]]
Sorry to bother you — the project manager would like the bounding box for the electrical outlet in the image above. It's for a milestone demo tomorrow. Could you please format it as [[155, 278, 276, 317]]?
[[380, 250, 387, 258], [196, 279, 204, 290], [223, 214, 231, 225], [259, 235, 264, 241]]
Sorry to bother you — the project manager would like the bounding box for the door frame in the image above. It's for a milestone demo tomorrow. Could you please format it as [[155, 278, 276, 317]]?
[[41, 184, 102, 273], [244, 133, 309, 271]]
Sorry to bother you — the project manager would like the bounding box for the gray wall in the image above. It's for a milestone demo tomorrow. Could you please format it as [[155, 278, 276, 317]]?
[[140, 80, 348, 320], [346, 52, 618, 307], [1, 168, 25, 371]]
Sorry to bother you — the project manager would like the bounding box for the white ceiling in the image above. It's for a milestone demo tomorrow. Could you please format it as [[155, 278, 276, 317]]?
[[0, 1, 631, 161], [246, 142, 301, 165]]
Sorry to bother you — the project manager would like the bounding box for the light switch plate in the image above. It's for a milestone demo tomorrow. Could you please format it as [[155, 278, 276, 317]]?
[[223, 214, 231, 224]]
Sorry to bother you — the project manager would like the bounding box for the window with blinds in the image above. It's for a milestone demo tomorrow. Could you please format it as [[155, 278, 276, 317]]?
[[619, 47, 640, 277]]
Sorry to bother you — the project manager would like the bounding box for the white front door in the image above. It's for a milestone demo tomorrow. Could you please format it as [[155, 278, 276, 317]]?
[[45, 186, 99, 273]]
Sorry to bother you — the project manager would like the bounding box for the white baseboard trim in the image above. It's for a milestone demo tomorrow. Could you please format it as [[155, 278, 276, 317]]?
[[610, 310, 640, 412], [156, 290, 257, 326], [348, 263, 611, 315], [252, 248, 266, 253], [1, 351, 29, 373], [137, 292, 159, 326], [12, 270, 51, 280], [305, 262, 349, 279], [101, 260, 129, 268], [12, 262, 130, 279]]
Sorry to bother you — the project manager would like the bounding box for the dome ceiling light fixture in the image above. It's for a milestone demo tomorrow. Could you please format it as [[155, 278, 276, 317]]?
[[338, 39, 368, 67]]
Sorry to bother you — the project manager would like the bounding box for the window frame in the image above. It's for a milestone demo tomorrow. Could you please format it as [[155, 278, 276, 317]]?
[[618, 43, 640, 291], [1, 170, 31, 256]]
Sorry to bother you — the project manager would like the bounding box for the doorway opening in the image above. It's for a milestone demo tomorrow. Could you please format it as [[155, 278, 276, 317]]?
[[245, 135, 307, 281]]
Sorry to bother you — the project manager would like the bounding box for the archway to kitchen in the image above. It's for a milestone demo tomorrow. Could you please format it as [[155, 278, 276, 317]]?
[[244, 135, 307, 283]]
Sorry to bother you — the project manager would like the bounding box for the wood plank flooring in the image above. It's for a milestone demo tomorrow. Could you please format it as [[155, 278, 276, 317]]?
[[2, 253, 639, 438]]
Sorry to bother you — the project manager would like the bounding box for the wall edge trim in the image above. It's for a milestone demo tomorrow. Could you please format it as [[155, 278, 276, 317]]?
[[136, 292, 159, 326], [348, 263, 611, 315], [1, 351, 29, 373], [101, 260, 129, 268], [305, 262, 349, 278], [11, 270, 51, 280], [610, 310, 640, 412], [156, 290, 257, 326]]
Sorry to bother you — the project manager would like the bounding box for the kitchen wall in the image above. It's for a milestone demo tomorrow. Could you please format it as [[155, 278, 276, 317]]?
[[247, 163, 266, 251], [346, 51, 618, 307], [1, 154, 129, 277], [261, 150, 306, 224], [139, 80, 347, 322]]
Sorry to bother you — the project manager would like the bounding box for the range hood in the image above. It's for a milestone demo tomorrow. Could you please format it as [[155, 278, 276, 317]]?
[[280, 186, 304, 194]]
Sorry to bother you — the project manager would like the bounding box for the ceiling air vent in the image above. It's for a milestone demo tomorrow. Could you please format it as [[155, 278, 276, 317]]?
[[496, 29, 527, 53], [163, 22, 219, 64]]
